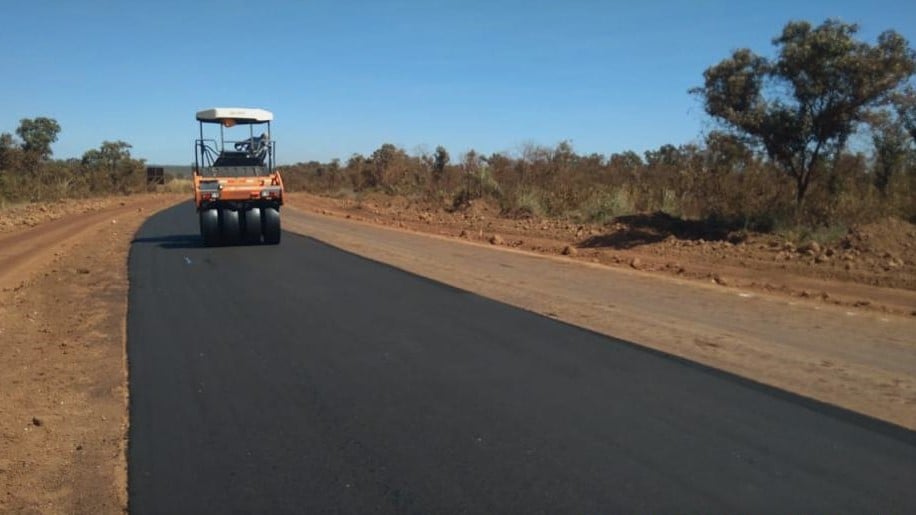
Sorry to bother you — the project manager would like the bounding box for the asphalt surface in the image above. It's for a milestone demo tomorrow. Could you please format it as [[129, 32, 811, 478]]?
[[128, 203, 916, 514]]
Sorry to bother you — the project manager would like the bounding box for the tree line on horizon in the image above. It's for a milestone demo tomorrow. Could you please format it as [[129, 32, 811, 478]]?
[[0, 117, 148, 204], [2, 18, 915, 231]]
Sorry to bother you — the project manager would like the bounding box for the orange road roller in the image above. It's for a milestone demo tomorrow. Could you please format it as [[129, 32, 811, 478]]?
[[193, 107, 284, 245]]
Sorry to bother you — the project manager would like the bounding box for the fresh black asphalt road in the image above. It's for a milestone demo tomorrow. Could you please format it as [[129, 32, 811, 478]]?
[[128, 203, 916, 514]]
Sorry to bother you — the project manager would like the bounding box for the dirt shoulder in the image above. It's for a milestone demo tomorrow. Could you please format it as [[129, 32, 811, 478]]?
[[282, 200, 916, 430], [285, 192, 916, 317], [0, 194, 183, 514]]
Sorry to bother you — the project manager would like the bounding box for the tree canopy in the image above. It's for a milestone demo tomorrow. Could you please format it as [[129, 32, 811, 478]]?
[[82, 140, 133, 170], [692, 19, 916, 206], [16, 117, 61, 160]]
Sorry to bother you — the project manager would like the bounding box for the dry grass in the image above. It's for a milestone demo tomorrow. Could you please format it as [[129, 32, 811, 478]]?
[[155, 178, 193, 194]]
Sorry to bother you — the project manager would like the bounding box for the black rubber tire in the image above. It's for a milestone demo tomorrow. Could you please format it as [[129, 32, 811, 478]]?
[[199, 209, 220, 246], [221, 208, 241, 245], [262, 207, 281, 245], [243, 207, 262, 244]]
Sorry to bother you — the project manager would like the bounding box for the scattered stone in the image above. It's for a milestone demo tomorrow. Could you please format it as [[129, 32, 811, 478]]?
[[713, 274, 728, 286], [815, 253, 829, 264], [630, 257, 642, 270], [76, 268, 90, 274], [561, 245, 577, 256], [489, 234, 504, 245], [459, 229, 469, 238], [799, 241, 821, 255], [783, 241, 795, 252], [31, 417, 42, 427]]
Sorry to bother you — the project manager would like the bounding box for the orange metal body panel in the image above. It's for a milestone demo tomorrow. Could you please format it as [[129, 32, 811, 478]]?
[[193, 171, 285, 208]]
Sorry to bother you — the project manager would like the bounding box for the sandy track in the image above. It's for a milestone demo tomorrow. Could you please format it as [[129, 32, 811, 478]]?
[[0, 197, 182, 290]]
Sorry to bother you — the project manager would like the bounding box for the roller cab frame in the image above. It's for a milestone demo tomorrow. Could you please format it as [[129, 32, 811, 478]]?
[[193, 107, 284, 245]]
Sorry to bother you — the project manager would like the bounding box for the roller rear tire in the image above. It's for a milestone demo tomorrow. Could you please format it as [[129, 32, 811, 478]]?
[[199, 209, 220, 246], [243, 207, 262, 244], [221, 209, 241, 245], [263, 207, 281, 245]]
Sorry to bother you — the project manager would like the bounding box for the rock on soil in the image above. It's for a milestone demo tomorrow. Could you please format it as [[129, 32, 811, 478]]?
[[800, 241, 822, 255]]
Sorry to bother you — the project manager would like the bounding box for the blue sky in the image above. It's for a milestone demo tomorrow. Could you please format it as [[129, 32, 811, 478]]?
[[1, 0, 914, 165]]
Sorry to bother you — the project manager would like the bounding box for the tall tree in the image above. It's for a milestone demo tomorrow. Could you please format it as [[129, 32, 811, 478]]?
[[896, 87, 916, 143], [432, 145, 450, 183], [16, 117, 61, 159], [705, 131, 753, 173], [871, 115, 910, 195], [0, 132, 18, 171], [369, 143, 408, 187], [608, 151, 643, 174], [82, 140, 133, 171], [692, 19, 916, 206]]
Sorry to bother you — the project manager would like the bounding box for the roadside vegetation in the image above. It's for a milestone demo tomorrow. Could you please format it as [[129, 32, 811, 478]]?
[[0, 117, 150, 206], [282, 19, 916, 241]]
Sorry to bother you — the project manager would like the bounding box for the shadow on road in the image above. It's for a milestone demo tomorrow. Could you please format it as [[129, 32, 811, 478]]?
[[131, 234, 203, 249]]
